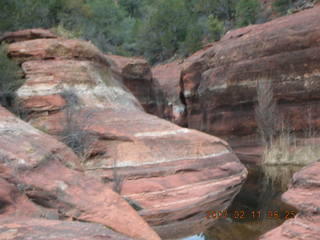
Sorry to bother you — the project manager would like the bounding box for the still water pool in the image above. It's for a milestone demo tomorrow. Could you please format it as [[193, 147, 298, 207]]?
[[162, 164, 301, 240]]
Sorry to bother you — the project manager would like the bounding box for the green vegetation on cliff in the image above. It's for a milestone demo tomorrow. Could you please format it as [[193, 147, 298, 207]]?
[[0, 0, 264, 63], [2, 0, 317, 63]]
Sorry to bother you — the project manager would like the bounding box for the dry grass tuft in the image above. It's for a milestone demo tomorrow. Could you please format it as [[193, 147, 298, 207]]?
[[255, 77, 319, 190]]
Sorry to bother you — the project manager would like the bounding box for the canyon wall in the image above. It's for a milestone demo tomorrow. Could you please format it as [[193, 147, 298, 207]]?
[[147, 5, 320, 163]]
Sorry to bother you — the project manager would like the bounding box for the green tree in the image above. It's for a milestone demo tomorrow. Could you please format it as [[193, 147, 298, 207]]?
[[208, 15, 224, 41], [137, 0, 190, 63], [179, 23, 203, 57], [235, 0, 260, 27], [81, 0, 127, 52], [118, 0, 146, 18], [186, 0, 236, 20], [272, 0, 292, 15], [0, 0, 87, 34]]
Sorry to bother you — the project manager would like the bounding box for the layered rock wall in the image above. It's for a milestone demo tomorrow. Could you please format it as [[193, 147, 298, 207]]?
[[1, 29, 247, 235], [148, 6, 320, 161], [0, 106, 160, 240]]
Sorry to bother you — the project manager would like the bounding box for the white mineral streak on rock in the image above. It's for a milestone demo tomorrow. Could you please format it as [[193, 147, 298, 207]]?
[[134, 128, 190, 137], [17, 83, 61, 97], [96, 149, 230, 168], [0, 116, 41, 136], [17, 82, 141, 111]]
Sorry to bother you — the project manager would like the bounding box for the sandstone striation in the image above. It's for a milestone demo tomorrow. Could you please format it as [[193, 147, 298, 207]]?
[[149, 5, 320, 162], [0, 217, 134, 240], [2, 29, 248, 234], [0, 28, 57, 43], [0, 106, 161, 240], [260, 161, 320, 240]]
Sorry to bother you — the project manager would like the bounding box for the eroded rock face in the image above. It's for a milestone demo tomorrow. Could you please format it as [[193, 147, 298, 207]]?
[[152, 60, 186, 125], [0, 106, 160, 240], [106, 54, 161, 114], [5, 30, 247, 232], [149, 6, 320, 162], [151, 45, 212, 126], [260, 161, 320, 240]]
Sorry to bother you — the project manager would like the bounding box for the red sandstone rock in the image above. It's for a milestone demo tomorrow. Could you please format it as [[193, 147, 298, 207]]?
[[8, 30, 247, 234], [152, 60, 186, 125], [106, 54, 162, 115], [7, 38, 111, 66], [151, 45, 213, 126], [260, 161, 320, 239], [0, 29, 57, 43], [149, 6, 320, 162], [16, 58, 142, 114], [0, 106, 161, 240], [260, 216, 320, 240], [22, 95, 66, 113], [0, 217, 133, 240], [107, 54, 152, 81], [0, 177, 43, 218], [188, 6, 320, 139]]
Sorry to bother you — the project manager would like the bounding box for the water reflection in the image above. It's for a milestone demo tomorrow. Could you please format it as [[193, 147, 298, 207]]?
[[158, 164, 301, 240]]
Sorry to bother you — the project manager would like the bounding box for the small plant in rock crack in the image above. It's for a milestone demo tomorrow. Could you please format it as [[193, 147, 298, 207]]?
[[59, 90, 94, 161]]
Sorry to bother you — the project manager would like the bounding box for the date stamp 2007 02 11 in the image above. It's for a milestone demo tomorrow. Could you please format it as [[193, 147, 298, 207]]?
[[205, 210, 297, 220]]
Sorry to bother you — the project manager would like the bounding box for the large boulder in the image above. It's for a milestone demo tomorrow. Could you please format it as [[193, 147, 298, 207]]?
[[149, 5, 320, 162], [0, 106, 160, 240], [4, 30, 248, 232], [260, 161, 320, 239]]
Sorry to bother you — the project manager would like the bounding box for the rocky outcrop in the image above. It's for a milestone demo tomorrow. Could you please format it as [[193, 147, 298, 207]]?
[[152, 60, 186, 125], [2, 29, 248, 233], [0, 28, 56, 43], [0, 106, 161, 240], [260, 161, 320, 240], [7, 37, 112, 66], [151, 45, 212, 126], [106, 54, 162, 115], [150, 5, 320, 162]]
